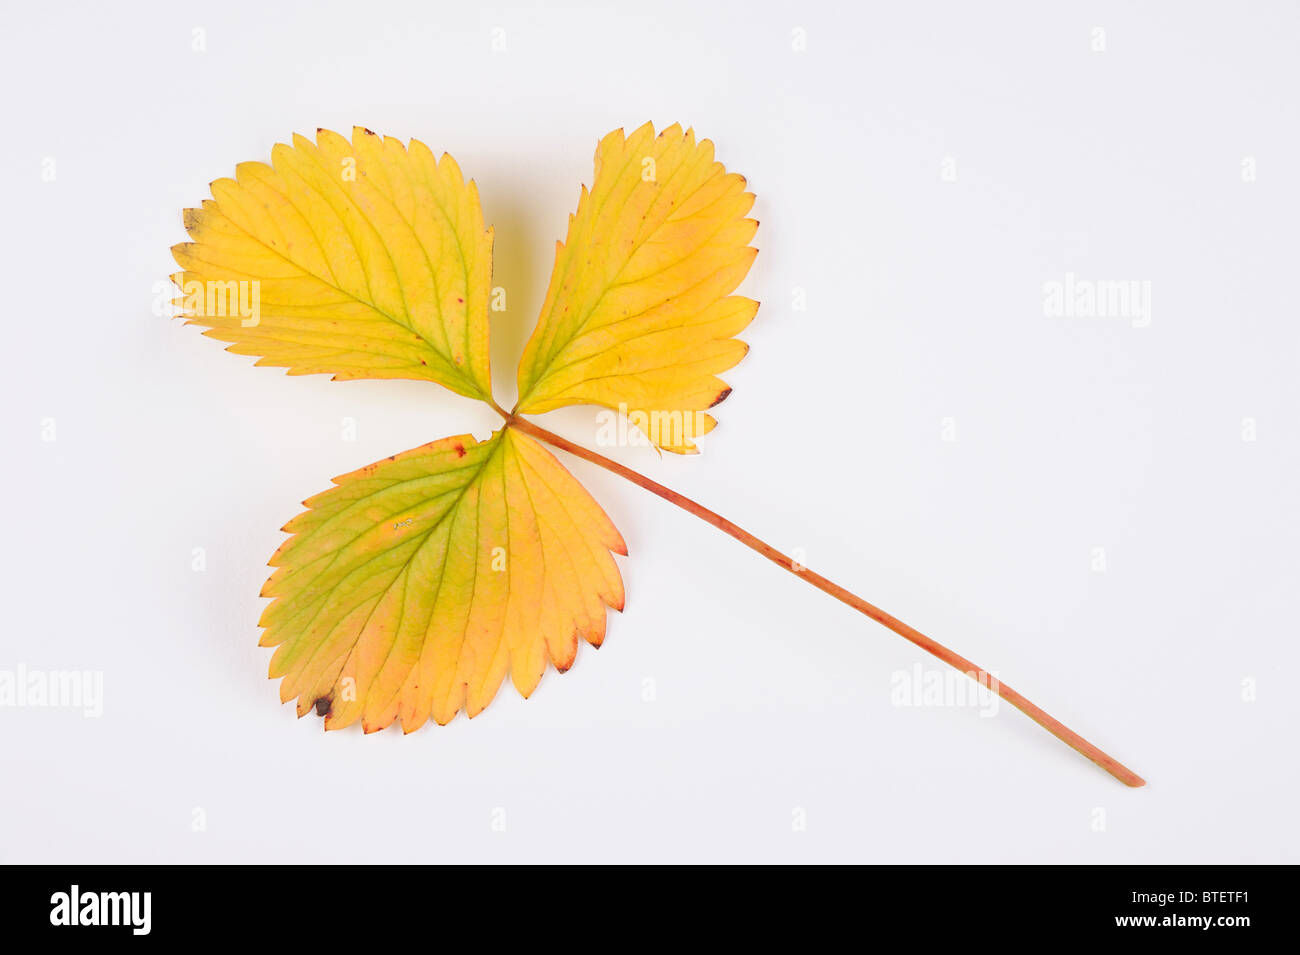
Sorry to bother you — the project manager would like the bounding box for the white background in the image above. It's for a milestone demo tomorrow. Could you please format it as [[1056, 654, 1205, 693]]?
[[1, 0, 1296, 863]]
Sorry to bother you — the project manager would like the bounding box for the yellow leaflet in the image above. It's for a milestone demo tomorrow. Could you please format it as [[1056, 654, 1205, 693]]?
[[171, 127, 494, 400], [260, 427, 625, 731], [515, 122, 759, 453]]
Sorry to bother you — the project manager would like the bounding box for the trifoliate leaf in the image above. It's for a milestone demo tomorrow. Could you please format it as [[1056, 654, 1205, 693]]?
[[260, 426, 625, 731], [514, 122, 759, 453], [171, 126, 494, 401], [169, 126, 1145, 787]]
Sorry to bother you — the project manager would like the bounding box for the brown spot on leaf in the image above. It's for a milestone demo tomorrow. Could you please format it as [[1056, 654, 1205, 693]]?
[[709, 387, 732, 408], [313, 694, 333, 717], [454, 443, 466, 458]]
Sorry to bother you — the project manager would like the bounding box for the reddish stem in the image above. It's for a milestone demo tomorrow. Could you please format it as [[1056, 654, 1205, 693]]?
[[507, 414, 1146, 788]]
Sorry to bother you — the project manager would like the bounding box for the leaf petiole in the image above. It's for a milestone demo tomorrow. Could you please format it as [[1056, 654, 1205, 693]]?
[[502, 412, 1146, 788]]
